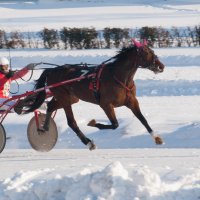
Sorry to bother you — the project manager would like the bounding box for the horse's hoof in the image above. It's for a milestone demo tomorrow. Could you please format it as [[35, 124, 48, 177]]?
[[87, 141, 96, 151], [87, 119, 96, 127], [154, 136, 164, 145]]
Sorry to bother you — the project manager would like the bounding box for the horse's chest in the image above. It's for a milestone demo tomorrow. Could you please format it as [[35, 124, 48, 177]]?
[[100, 85, 126, 105], [101, 81, 136, 106]]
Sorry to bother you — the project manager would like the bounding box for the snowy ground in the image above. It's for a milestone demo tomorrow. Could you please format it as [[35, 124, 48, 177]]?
[[0, 0, 200, 31], [1, 149, 200, 200], [1, 46, 200, 200], [0, 0, 200, 200]]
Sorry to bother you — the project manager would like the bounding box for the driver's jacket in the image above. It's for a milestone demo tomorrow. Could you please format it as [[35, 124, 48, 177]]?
[[0, 67, 28, 98]]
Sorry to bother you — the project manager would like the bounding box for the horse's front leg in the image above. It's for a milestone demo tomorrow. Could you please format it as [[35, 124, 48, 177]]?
[[126, 97, 164, 145], [64, 104, 96, 150], [88, 104, 119, 130]]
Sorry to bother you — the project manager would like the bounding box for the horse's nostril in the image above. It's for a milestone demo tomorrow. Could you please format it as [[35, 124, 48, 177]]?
[[159, 66, 164, 71], [156, 66, 163, 73]]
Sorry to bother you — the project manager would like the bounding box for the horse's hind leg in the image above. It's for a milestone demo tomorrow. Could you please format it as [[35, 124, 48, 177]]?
[[126, 97, 164, 145], [41, 97, 60, 131], [63, 104, 96, 150], [49, 89, 95, 150], [88, 104, 119, 130]]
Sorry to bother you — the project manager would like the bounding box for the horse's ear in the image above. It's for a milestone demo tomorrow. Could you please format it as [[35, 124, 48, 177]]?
[[143, 39, 148, 46], [131, 39, 142, 48]]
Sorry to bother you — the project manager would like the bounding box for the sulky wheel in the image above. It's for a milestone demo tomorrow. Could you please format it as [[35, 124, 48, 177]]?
[[27, 113, 58, 152], [0, 123, 6, 154]]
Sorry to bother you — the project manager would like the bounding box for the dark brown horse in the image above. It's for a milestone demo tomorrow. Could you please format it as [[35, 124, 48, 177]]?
[[24, 40, 165, 150]]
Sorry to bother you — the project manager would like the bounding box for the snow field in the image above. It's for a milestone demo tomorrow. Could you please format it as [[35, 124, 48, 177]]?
[[0, 0, 200, 199]]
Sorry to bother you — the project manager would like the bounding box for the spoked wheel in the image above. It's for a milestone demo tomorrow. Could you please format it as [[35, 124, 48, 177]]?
[[0, 123, 6, 154], [27, 113, 58, 152]]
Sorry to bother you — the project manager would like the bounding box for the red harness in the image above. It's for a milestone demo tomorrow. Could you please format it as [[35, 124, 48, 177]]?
[[89, 64, 105, 92], [114, 76, 135, 102], [89, 64, 134, 103]]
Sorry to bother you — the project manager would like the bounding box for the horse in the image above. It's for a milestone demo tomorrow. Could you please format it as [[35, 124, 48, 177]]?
[[23, 39, 165, 150]]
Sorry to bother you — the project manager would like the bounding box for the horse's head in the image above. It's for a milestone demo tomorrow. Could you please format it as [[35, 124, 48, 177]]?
[[132, 39, 165, 73]]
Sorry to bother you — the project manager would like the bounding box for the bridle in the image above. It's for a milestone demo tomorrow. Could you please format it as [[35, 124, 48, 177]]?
[[146, 55, 160, 72], [131, 38, 164, 73], [137, 46, 160, 73]]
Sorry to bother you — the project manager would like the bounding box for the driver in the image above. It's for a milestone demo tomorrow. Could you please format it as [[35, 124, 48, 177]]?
[[0, 57, 35, 111]]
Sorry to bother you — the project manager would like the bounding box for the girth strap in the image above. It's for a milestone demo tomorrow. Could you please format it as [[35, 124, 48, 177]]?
[[89, 64, 106, 103]]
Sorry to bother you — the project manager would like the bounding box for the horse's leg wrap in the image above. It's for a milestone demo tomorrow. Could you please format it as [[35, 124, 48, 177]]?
[[150, 131, 164, 145], [87, 140, 96, 150]]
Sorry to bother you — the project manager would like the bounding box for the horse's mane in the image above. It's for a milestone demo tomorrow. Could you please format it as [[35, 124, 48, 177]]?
[[42, 46, 137, 75], [112, 46, 137, 63]]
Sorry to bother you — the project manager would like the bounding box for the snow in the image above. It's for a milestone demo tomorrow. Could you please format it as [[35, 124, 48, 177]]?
[[1, 149, 200, 200], [0, 0, 200, 31], [0, 0, 200, 200]]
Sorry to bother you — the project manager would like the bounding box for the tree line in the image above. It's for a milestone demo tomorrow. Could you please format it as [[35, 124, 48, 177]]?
[[0, 26, 199, 49]]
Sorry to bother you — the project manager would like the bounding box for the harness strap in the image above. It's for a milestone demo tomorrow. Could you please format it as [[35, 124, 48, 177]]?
[[113, 76, 134, 100], [89, 64, 106, 103], [96, 63, 105, 90]]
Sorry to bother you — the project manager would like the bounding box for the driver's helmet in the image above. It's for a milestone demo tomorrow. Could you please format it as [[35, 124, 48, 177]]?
[[0, 57, 10, 73]]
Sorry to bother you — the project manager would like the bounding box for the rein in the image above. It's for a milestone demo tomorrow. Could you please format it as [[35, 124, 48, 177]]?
[[9, 55, 117, 98], [9, 69, 34, 95]]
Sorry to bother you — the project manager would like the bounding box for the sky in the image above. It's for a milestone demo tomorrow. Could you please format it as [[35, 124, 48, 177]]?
[[0, 0, 200, 200]]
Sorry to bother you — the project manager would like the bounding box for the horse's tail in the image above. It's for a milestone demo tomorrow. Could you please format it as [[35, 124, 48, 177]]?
[[24, 69, 49, 114]]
